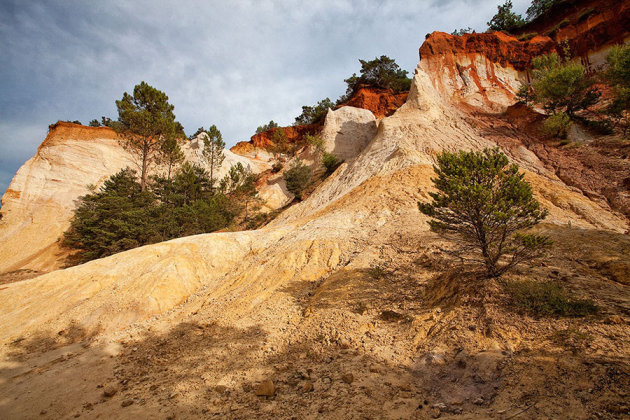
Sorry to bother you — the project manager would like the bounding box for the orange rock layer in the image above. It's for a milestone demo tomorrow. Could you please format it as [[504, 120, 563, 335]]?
[[515, 0, 630, 68], [336, 85, 408, 119], [420, 31, 556, 72], [248, 124, 320, 149], [40, 121, 119, 150]]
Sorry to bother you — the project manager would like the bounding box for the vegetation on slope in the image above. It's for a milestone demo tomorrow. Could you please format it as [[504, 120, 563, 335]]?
[[419, 148, 551, 278]]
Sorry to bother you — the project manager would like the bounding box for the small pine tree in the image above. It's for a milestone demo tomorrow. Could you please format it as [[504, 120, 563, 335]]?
[[294, 98, 335, 125], [419, 148, 551, 278], [201, 125, 226, 187], [339, 56, 411, 103], [89, 119, 101, 127], [487, 0, 525, 32], [256, 120, 279, 134], [283, 160, 312, 200], [160, 137, 185, 180]]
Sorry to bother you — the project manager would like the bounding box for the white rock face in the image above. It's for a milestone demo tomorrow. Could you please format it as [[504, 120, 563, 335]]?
[[0, 125, 273, 273], [184, 134, 271, 178], [321, 106, 378, 161]]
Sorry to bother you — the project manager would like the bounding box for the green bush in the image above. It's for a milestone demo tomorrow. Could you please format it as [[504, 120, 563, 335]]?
[[294, 98, 334, 125], [604, 44, 630, 135], [255, 120, 278, 134], [529, 52, 600, 118], [339, 55, 411, 103], [451, 27, 473, 36], [419, 148, 551, 278], [271, 162, 283, 173], [89, 119, 101, 127], [63, 163, 247, 265], [505, 279, 598, 317], [487, 0, 525, 32], [541, 112, 571, 138], [283, 160, 312, 200], [322, 152, 342, 176]]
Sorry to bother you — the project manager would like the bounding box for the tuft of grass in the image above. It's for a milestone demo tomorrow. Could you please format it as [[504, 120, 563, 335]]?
[[367, 264, 387, 279], [505, 279, 598, 317]]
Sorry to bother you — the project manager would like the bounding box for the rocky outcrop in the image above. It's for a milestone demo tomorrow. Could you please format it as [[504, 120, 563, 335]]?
[[321, 106, 377, 161], [0, 123, 275, 274], [0, 122, 134, 274], [419, 31, 555, 111], [248, 124, 320, 149], [514, 0, 630, 70], [336, 85, 408, 119]]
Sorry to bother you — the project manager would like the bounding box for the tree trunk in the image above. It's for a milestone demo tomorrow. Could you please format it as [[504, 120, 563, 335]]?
[[141, 149, 149, 191]]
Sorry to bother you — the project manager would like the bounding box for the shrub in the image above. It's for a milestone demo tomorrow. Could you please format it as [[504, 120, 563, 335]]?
[[505, 279, 598, 317], [487, 0, 525, 32], [63, 163, 242, 265], [89, 119, 101, 127], [305, 134, 325, 152], [419, 148, 551, 278], [604, 44, 630, 135], [541, 112, 571, 138], [322, 152, 342, 176], [256, 120, 278, 134], [283, 160, 312, 200], [269, 128, 293, 156], [294, 98, 334, 125], [451, 27, 473, 36], [529, 52, 600, 119], [339, 55, 412, 103], [271, 162, 283, 173], [526, 0, 555, 21]]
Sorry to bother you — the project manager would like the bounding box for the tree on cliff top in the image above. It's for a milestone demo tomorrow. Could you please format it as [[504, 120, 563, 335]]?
[[294, 98, 335, 125], [419, 148, 551, 278], [487, 0, 525, 32], [339, 56, 411, 103], [115, 81, 183, 190], [526, 0, 556, 21]]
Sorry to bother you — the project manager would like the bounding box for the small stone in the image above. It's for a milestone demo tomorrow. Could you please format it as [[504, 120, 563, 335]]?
[[300, 381, 314, 393], [341, 373, 354, 384], [121, 399, 134, 407], [604, 315, 625, 325], [432, 402, 447, 410], [473, 397, 484, 405], [40, 410, 47, 415], [102, 384, 118, 398], [214, 385, 227, 394], [255, 380, 275, 397]]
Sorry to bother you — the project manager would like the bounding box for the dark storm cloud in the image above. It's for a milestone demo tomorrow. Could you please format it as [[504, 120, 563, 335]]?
[[0, 0, 530, 197]]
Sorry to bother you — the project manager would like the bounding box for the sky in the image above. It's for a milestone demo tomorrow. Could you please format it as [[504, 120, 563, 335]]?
[[0, 0, 531, 197]]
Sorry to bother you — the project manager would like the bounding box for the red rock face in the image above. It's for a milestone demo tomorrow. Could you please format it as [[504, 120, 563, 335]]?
[[232, 124, 320, 154], [420, 31, 556, 72], [514, 0, 630, 69], [336, 85, 408, 119]]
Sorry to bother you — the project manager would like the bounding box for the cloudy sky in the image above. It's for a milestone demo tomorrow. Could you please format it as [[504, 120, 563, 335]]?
[[0, 0, 530, 197]]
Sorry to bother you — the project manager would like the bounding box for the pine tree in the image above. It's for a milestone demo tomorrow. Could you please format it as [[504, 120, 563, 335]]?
[[487, 0, 525, 32], [419, 148, 551, 278], [115, 81, 182, 190], [201, 125, 226, 187]]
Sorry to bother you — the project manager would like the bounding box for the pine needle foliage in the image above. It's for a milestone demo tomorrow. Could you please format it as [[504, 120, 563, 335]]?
[[419, 148, 551, 278]]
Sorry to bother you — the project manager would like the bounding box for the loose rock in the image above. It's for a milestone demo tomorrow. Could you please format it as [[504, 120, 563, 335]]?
[[255, 380, 275, 397]]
